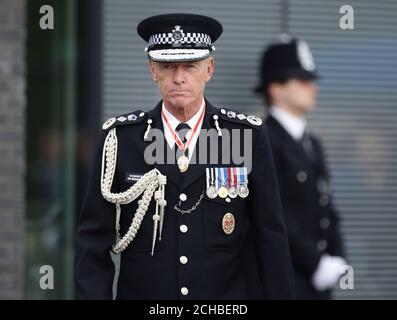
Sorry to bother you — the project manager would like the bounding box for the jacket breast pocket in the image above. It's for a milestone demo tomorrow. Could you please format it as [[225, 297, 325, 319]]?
[[202, 193, 247, 251]]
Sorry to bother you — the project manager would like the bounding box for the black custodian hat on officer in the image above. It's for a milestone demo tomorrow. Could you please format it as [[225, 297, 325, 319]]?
[[137, 13, 223, 62], [254, 35, 319, 93]]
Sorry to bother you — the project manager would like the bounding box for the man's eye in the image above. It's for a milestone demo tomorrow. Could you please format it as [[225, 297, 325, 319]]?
[[187, 64, 196, 68]]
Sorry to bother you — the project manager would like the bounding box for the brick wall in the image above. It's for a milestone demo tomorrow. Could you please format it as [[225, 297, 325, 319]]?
[[0, 0, 26, 299]]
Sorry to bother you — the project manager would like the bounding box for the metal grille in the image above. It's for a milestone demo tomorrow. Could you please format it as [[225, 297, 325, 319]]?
[[103, 0, 282, 118], [289, 0, 397, 299]]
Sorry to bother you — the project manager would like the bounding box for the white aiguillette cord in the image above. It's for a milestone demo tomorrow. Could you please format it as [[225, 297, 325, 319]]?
[[100, 127, 167, 255]]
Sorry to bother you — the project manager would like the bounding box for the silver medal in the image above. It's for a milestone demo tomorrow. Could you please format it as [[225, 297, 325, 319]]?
[[236, 167, 249, 198], [228, 186, 238, 198], [206, 186, 218, 199], [238, 185, 249, 198], [206, 167, 217, 199], [177, 155, 189, 172]]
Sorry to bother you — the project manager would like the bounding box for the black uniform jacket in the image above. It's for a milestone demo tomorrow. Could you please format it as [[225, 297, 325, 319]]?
[[74, 99, 295, 300], [266, 115, 345, 299]]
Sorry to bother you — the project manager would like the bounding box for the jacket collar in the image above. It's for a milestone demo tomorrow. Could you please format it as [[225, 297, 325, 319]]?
[[135, 98, 222, 191]]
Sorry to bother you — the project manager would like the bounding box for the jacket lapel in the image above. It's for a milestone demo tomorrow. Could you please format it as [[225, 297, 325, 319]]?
[[134, 100, 182, 187], [179, 99, 220, 191], [134, 98, 225, 191], [267, 115, 319, 173]]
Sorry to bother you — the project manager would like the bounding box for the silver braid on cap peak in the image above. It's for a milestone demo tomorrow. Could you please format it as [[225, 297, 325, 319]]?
[[100, 128, 167, 255]]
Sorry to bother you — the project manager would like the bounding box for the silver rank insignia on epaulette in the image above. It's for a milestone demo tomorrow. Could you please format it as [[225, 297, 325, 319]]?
[[102, 111, 146, 130], [246, 115, 262, 126], [219, 108, 262, 126], [227, 110, 236, 118], [102, 117, 116, 130]]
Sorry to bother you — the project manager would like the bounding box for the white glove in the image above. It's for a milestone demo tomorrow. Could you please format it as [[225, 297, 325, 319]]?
[[311, 254, 347, 291]]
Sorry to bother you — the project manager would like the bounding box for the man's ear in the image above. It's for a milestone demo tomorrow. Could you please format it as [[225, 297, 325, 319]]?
[[268, 82, 285, 104], [204, 57, 215, 83], [266, 83, 277, 105], [148, 61, 158, 83]]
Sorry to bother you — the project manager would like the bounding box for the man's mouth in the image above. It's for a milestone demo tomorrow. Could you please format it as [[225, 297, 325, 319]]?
[[170, 90, 189, 95]]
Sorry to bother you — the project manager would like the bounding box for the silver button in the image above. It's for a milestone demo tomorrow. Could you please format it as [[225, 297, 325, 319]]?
[[319, 195, 329, 207], [139, 112, 145, 117], [221, 108, 226, 114], [317, 240, 328, 251], [179, 193, 187, 202], [181, 287, 189, 296], [317, 179, 330, 194], [225, 197, 231, 203], [297, 171, 308, 183], [180, 225, 188, 233], [180, 256, 188, 265], [320, 217, 330, 229]]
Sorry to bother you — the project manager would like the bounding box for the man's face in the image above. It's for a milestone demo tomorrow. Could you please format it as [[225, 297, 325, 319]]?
[[149, 57, 214, 109], [271, 78, 318, 114]]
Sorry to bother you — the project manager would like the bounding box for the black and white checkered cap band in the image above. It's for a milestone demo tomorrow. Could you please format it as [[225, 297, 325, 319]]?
[[149, 32, 211, 47]]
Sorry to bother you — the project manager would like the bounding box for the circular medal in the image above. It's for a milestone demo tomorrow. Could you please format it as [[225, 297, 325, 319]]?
[[206, 186, 217, 199], [218, 186, 229, 198], [228, 186, 238, 198], [177, 155, 189, 173], [238, 185, 249, 198]]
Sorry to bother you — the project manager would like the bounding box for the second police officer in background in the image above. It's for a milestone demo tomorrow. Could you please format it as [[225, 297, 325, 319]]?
[[254, 36, 347, 299]]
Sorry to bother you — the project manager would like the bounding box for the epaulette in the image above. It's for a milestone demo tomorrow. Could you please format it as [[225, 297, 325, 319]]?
[[102, 110, 148, 130], [216, 107, 263, 129]]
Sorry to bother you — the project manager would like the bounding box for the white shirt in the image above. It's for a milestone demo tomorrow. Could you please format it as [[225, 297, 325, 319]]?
[[269, 106, 307, 141], [161, 98, 205, 160]]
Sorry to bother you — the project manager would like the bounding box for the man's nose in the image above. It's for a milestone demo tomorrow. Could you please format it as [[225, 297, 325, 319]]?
[[308, 81, 318, 94], [173, 66, 186, 84]]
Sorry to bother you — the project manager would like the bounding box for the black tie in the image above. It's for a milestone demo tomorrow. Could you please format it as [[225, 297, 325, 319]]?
[[175, 123, 191, 159], [300, 130, 316, 163]]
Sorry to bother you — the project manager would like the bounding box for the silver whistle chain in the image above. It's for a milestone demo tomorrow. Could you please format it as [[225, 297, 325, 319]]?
[[174, 192, 204, 214]]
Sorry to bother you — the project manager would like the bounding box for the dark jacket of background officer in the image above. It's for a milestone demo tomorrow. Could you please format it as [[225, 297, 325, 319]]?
[[254, 36, 346, 299]]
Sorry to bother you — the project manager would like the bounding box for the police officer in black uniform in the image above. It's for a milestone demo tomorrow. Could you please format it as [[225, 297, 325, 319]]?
[[75, 14, 295, 300], [254, 36, 346, 299]]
